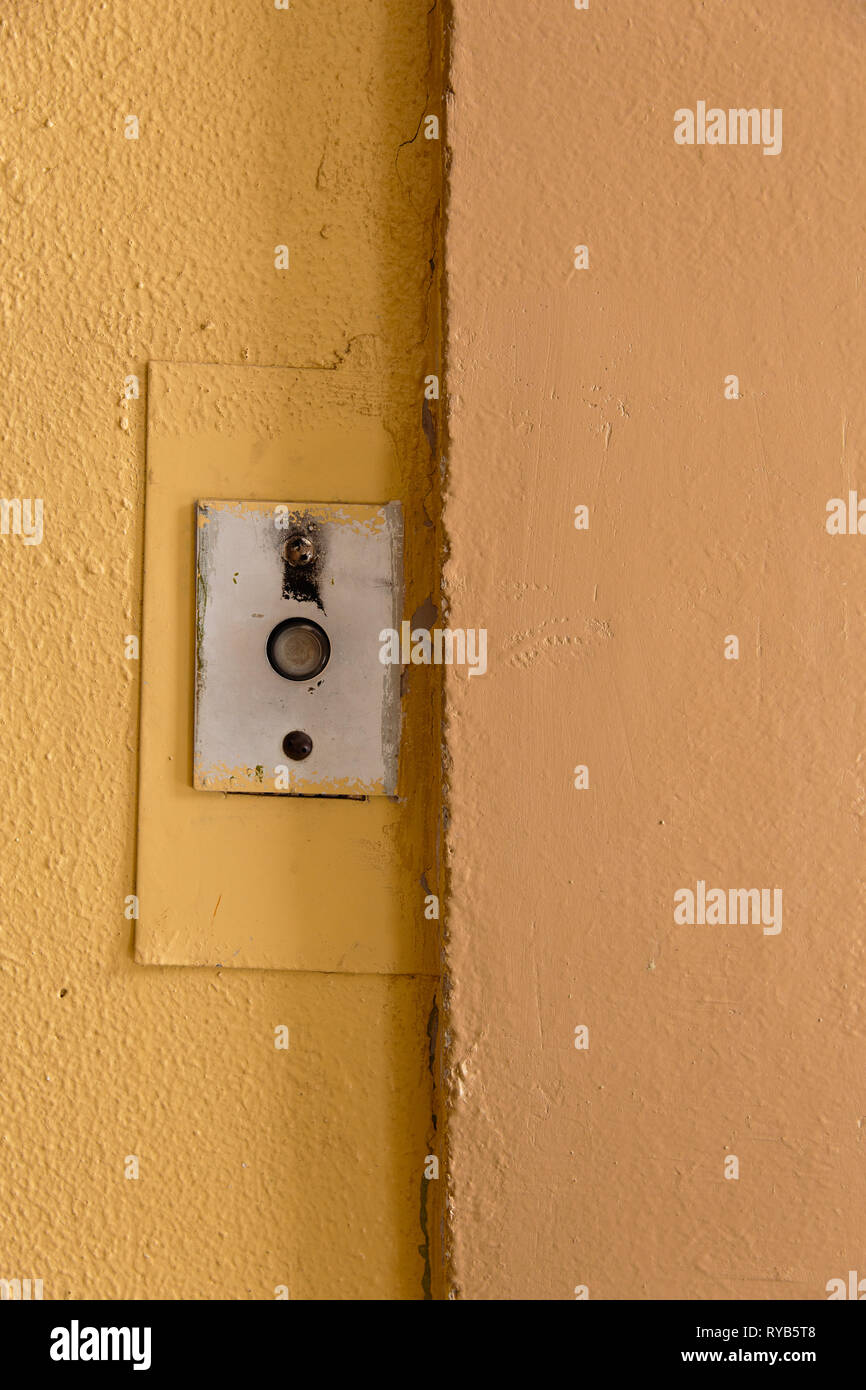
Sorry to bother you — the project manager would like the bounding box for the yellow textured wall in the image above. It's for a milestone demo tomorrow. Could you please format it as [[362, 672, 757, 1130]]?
[[0, 0, 440, 1299]]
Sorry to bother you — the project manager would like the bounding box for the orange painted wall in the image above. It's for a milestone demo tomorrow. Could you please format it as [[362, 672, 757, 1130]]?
[[443, 0, 866, 1300]]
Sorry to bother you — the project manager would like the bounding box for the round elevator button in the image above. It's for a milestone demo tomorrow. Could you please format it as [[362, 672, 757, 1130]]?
[[266, 618, 330, 681]]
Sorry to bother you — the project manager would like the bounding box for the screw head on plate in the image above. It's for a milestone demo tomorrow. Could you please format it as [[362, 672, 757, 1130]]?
[[282, 730, 313, 761], [284, 534, 316, 567]]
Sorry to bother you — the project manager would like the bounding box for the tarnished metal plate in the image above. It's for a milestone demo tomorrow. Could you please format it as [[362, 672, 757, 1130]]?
[[194, 500, 402, 796]]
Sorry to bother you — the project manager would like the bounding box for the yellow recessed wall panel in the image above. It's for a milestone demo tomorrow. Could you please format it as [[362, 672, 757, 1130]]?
[[136, 362, 436, 976]]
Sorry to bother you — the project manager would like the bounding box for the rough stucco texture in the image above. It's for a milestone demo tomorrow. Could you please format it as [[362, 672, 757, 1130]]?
[[444, 0, 866, 1299], [0, 1, 439, 1299]]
